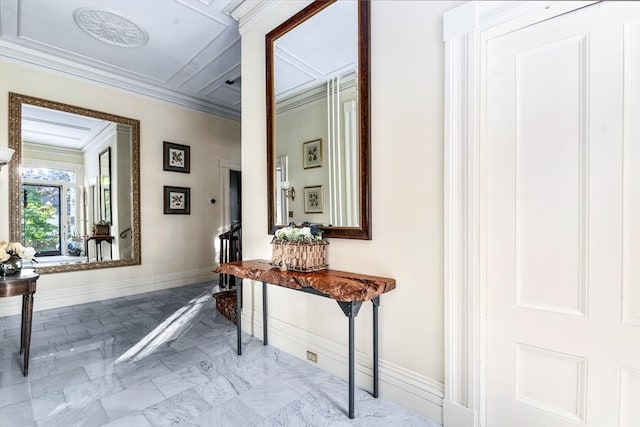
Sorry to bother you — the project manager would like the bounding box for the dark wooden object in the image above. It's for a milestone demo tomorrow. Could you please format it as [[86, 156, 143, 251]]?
[[85, 235, 114, 261], [213, 290, 237, 324], [217, 260, 395, 301], [218, 223, 242, 289], [215, 260, 395, 419], [0, 270, 39, 376], [266, 0, 371, 239]]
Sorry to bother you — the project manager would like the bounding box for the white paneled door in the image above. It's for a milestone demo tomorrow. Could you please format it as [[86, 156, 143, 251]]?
[[485, 2, 640, 426]]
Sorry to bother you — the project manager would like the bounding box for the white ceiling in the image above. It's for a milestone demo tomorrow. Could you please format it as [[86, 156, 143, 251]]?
[[0, 0, 243, 120], [1, 0, 357, 124]]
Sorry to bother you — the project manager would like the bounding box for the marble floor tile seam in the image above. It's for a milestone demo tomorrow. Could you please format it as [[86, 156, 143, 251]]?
[[0, 282, 439, 427]]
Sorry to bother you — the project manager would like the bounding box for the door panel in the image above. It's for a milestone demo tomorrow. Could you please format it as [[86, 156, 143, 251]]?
[[485, 3, 640, 426], [514, 34, 588, 317]]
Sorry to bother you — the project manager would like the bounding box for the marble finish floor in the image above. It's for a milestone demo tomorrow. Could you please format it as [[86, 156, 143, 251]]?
[[0, 282, 439, 426]]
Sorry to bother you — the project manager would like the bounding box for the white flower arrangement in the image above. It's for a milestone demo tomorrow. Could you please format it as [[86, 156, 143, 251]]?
[[0, 241, 37, 263], [274, 225, 323, 242]]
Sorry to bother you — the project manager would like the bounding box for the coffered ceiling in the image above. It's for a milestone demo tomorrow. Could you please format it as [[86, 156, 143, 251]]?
[[0, 0, 243, 120]]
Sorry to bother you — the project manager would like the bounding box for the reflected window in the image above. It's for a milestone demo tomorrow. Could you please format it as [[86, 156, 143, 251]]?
[[21, 164, 82, 259]]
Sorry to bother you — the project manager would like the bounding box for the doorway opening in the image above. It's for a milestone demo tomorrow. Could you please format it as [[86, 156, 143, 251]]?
[[229, 169, 241, 225]]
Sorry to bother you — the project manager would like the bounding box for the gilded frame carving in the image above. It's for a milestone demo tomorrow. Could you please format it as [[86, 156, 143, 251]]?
[[8, 92, 142, 273]]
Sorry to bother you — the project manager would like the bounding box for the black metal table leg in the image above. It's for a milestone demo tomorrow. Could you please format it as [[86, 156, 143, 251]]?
[[338, 301, 362, 419], [372, 297, 380, 398], [348, 310, 355, 418], [236, 279, 242, 355], [263, 281, 268, 345]]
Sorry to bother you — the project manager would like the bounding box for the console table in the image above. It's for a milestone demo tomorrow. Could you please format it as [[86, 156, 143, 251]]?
[[215, 260, 396, 419], [0, 270, 39, 376], [85, 235, 114, 261]]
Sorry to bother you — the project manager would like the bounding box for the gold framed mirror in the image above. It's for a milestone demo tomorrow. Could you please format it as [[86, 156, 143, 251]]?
[[266, 0, 371, 239], [8, 92, 141, 273]]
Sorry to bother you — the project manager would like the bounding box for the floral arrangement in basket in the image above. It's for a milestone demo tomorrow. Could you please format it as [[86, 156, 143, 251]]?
[[271, 223, 328, 272], [0, 241, 37, 276], [92, 220, 111, 236]]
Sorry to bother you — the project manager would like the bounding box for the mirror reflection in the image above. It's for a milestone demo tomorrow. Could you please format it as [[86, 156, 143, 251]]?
[[99, 147, 112, 224], [267, 0, 370, 239], [8, 93, 141, 273]]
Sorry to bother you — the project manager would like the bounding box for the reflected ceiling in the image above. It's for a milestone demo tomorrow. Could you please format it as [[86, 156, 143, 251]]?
[[22, 105, 111, 149], [274, 1, 357, 100]]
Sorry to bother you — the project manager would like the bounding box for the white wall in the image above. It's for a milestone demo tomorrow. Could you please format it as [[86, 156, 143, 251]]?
[[239, 0, 455, 421], [0, 59, 240, 315], [276, 96, 329, 224]]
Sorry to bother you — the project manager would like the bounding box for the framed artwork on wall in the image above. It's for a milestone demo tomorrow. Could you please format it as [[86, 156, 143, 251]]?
[[163, 141, 191, 173], [304, 185, 323, 213], [163, 186, 191, 214], [303, 139, 322, 169]]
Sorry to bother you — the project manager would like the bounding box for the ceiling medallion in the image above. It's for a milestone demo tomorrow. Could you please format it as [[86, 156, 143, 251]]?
[[73, 7, 149, 48]]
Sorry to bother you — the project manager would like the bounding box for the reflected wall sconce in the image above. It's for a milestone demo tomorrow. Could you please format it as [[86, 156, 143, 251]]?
[[281, 181, 295, 201], [0, 147, 15, 171]]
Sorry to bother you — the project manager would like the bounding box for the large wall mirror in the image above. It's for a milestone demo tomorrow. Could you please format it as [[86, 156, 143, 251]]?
[[8, 93, 141, 273], [266, 0, 370, 239]]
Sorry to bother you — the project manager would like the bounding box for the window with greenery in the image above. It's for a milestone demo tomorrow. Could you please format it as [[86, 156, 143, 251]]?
[[21, 165, 81, 257]]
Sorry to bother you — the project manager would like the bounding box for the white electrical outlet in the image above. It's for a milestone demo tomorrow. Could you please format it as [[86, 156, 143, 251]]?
[[306, 350, 318, 363]]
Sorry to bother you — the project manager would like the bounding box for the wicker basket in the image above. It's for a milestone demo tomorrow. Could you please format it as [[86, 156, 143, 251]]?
[[92, 224, 110, 236], [271, 240, 328, 272]]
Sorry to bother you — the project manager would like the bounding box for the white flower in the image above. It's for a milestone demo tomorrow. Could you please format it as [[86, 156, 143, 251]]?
[[17, 245, 36, 260], [0, 247, 10, 263], [0, 240, 37, 262], [273, 225, 323, 242], [9, 242, 24, 253]]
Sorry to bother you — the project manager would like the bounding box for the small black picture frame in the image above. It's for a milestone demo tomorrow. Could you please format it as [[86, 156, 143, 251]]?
[[163, 186, 191, 215], [163, 141, 190, 173]]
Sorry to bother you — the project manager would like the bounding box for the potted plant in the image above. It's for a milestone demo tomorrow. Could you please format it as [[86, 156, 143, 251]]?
[[66, 231, 84, 256], [0, 241, 37, 276], [271, 223, 328, 272], [92, 220, 111, 236]]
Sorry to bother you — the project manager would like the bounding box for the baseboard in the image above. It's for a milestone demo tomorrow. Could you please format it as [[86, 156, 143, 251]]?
[[443, 399, 476, 427], [0, 267, 217, 317], [241, 310, 444, 424]]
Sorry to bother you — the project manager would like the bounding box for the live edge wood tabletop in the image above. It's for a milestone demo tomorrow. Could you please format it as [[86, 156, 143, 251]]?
[[214, 259, 396, 419], [215, 259, 396, 301]]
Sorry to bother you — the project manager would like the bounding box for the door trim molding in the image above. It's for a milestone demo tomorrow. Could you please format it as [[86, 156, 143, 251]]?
[[442, 2, 597, 426]]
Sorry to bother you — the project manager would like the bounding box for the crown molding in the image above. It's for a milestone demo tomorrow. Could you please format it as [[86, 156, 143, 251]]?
[[229, 0, 281, 34], [0, 39, 241, 121]]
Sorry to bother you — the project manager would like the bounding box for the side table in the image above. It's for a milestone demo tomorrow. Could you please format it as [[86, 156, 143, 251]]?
[[0, 270, 39, 376], [85, 235, 114, 262]]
